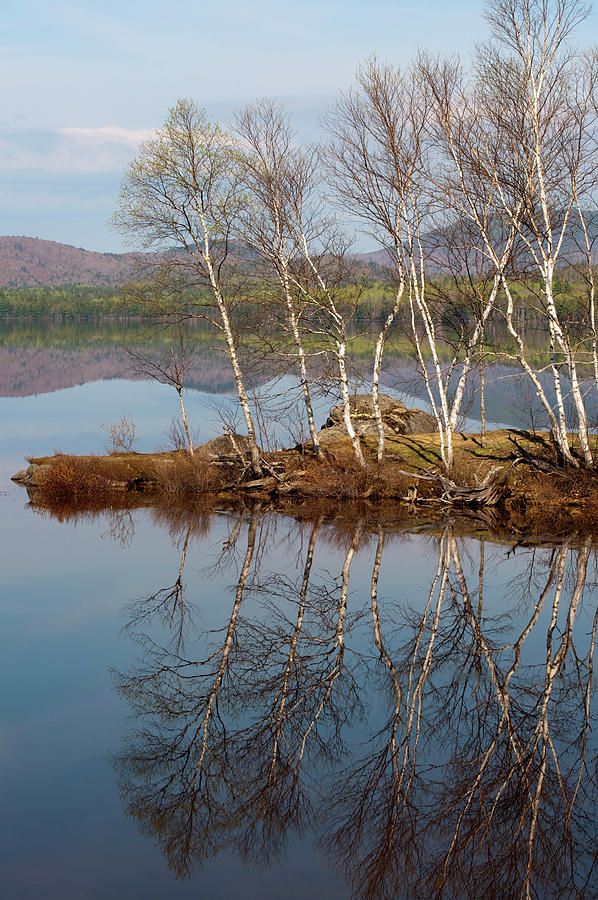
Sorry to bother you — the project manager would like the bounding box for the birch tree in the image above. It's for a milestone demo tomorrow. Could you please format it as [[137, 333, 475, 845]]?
[[128, 325, 196, 454], [422, 0, 598, 466], [289, 239, 366, 466], [113, 100, 263, 476], [327, 59, 511, 470], [234, 101, 323, 457], [325, 59, 419, 461], [479, 0, 597, 465]]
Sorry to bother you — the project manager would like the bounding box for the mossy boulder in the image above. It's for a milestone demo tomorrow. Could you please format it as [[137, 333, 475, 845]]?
[[199, 433, 254, 457], [318, 393, 437, 444]]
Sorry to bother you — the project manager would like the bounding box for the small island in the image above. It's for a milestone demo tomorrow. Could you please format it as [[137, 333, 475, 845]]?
[[13, 394, 598, 541]]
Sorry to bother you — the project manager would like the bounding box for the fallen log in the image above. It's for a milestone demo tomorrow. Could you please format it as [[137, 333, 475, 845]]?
[[436, 466, 510, 507], [397, 465, 510, 507]]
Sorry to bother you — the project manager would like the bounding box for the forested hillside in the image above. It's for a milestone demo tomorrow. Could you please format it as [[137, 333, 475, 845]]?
[[0, 236, 144, 287]]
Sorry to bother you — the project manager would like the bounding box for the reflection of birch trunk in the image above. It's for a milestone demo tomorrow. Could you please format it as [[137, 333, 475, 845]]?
[[325, 526, 452, 898], [323, 528, 598, 900], [441, 536, 593, 899], [439, 536, 554, 882], [227, 517, 328, 862], [372, 525, 449, 804], [113, 506, 261, 878], [170, 523, 191, 650], [122, 522, 193, 653], [189, 507, 259, 782], [269, 518, 322, 774], [521, 539, 591, 893], [299, 523, 363, 757]]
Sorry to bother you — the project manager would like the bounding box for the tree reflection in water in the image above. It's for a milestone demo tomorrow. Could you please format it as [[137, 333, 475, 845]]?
[[111, 508, 598, 898]]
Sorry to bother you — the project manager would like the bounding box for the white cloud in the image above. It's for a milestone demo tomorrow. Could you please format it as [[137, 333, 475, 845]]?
[[60, 125, 155, 147], [0, 125, 153, 175]]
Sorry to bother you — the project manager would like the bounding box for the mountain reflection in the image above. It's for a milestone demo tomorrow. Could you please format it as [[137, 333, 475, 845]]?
[[111, 510, 598, 899]]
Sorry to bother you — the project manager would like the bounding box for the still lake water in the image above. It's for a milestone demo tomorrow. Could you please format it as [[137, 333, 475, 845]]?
[[1, 320, 597, 899]]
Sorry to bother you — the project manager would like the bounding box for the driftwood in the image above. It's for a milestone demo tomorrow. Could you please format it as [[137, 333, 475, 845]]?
[[244, 461, 513, 506], [436, 466, 510, 506], [398, 465, 510, 507]]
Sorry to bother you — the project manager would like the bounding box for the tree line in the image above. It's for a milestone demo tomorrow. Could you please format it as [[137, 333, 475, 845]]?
[[114, 0, 598, 473]]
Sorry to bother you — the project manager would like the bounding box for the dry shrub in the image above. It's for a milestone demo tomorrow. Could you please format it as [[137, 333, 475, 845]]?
[[102, 414, 136, 454], [37, 455, 114, 505], [285, 445, 422, 500], [299, 452, 376, 499], [443, 453, 499, 488], [517, 468, 598, 526], [150, 450, 222, 494]]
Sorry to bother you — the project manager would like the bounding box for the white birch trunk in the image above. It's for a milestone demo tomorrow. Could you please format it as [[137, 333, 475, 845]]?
[[408, 285, 447, 465], [544, 273, 593, 465], [338, 340, 366, 467], [502, 277, 578, 466], [177, 387, 194, 455], [372, 284, 404, 462], [280, 267, 322, 456], [480, 330, 486, 448], [297, 232, 365, 467], [198, 214, 262, 477], [409, 263, 453, 469]]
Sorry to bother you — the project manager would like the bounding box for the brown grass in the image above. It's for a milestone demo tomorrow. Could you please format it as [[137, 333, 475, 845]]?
[[148, 449, 224, 494], [37, 455, 117, 505], [32, 448, 232, 513], [286, 448, 412, 501], [506, 467, 598, 535]]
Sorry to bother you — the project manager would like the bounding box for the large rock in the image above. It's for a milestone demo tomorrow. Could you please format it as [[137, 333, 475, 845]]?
[[199, 433, 255, 457], [11, 461, 52, 487], [318, 393, 436, 445]]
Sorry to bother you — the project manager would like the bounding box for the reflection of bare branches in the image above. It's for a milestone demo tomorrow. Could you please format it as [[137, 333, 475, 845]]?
[[113, 506, 260, 877], [122, 524, 193, 653], [205, 506, 273, 579], [325, 525, 451, 899], [323, 530, 598, 900], [114, 513, 366, 877], [425, 536, 598, 900], [228, 518, 324, 862], [100, 508, 136, 548], [113, 510, 598, 897], [210, 518, 364, 864]]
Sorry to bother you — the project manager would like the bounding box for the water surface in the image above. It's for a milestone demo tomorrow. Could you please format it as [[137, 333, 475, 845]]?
[[1, 319, 597, 899]]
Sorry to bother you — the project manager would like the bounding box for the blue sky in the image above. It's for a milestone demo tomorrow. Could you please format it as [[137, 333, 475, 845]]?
[[2, 0, 598, 252]]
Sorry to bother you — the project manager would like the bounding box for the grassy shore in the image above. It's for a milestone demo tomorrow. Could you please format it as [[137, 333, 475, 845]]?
[[12, 429, 598, 538]]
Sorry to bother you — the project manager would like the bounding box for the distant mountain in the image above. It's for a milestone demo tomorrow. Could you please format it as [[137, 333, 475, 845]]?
[[353, 248, 394, 272], [3, 219, 598, 289], [0, 236, 266, 288], [0, 235, 395, 288], [0, 236, 144, 287]]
